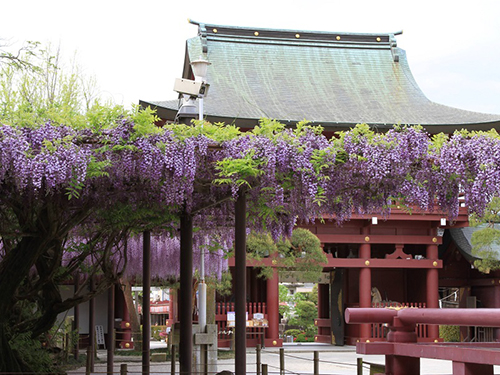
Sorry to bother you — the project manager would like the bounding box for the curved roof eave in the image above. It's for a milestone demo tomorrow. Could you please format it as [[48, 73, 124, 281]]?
[[141, 22, 500, 132]]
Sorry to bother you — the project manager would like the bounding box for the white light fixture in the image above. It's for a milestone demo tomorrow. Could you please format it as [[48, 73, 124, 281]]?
[[190, 58, 211, 82], [372, 217, 378, 225], [440, 218, 446, 226]]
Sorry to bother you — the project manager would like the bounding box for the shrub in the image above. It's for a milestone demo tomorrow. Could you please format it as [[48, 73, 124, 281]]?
[[439, 325, 460, 342], [295, 332, 315, 342]]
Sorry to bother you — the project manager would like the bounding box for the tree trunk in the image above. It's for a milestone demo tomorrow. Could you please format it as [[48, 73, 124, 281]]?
[[121, 279, 142, 351], [0, 323, 28, 373]]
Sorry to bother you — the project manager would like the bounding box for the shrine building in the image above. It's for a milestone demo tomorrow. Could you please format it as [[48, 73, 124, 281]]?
[[139, 21, 500, 348]]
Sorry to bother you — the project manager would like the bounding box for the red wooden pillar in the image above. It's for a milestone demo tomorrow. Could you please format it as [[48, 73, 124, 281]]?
[[359, 227, 371, 342], [266, 267, 280, 346], [121, 292, 132, 348], [426, 237, 439, 340]]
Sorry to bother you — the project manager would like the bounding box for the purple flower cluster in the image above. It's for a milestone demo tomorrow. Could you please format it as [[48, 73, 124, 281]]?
[[122, 232, 229, 281], [3, 118, 500, 279], [0, 123, 90, 194]]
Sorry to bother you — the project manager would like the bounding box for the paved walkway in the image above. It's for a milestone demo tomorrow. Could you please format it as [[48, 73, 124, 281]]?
[[68, 342, 500, 374]]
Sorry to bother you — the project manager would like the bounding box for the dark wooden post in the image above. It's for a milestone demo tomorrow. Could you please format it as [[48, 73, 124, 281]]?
[[143, 231, 151, 374], [330, 269, 344, 345], [107, 284, 115, 375], [256, 344, 261, 375], [74, 274, 80, 360], [180, 213, 193, 375], [88, 275, 95, 372], [171, 344, 176, 375], [234, 192, 247, 375], [279, 347, 285, 375]]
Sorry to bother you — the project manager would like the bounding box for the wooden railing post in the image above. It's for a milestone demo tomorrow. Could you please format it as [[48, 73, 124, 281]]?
[[357, 357, 363, 375], [85, 346, 92, 375], [256, 344, 261, 375], [280, 347, 285, 375], [171, 344, 176, 375]]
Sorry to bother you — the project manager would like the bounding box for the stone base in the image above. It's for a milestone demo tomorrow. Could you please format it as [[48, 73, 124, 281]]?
[[150, 352, 167, 362]]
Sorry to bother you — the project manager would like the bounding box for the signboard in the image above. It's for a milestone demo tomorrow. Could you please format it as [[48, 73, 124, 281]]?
[[227, 311, 248, 327], [95, 325, 106, 349], [227, 312, 268, 327]]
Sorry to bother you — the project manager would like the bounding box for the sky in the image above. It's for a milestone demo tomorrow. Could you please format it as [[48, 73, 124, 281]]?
[[2, 0, 500, 115]]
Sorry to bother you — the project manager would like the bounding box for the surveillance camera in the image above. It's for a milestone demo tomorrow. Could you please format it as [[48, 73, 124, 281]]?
[[173, 78, 209, 97]]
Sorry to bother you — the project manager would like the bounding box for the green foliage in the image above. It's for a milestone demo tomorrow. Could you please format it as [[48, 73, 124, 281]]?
[[244, 229, 326, 282], [164, 120, 241, 142], [278, 228, 327, 282], [439, 325, 460, 342], [278, 284, 292, 318], [284, 328, 315, 342], [9, 333, 54, 373], [308, 284, 318, 305], [295, 332, 315, 342], [288, 300, 317, 337], [245, 232, 276, 278], [84, 102, 130, 132], [0, 43, 160, 135], [212, 271, 233, 296], [151, 325, 168, 341], [0, 46, 87, 128], [284, 328, 301, 337], [215, 149, 265, 189], [470, 197, 500, 273], [252, 118, 286, 137]]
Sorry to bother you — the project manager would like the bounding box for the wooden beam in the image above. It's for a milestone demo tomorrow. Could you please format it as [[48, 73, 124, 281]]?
[[228, 256, 442, 269], [316, 234, 442, 245]]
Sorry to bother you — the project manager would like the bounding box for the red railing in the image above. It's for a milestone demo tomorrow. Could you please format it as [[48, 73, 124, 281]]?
[[370, 302, 429, 340]]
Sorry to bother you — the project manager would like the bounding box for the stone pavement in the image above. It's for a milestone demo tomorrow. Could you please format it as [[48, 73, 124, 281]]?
[[68, 342, 500, 374]]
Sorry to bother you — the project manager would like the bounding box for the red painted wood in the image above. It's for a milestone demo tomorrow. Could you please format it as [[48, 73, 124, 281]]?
[[347, 308, 500, 328], [359, 234, 371, 341], [228, 255, 443, 269], [266, 269, 279, 341], [386, 355, 420, 375], [316, 234, 442, 245], [453, 362, 494, 375]]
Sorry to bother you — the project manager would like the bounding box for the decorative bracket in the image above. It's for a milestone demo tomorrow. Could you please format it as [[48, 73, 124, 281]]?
[[386, 244, 412, 259]]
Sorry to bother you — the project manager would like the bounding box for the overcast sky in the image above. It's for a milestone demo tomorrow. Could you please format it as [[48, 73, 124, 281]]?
[[2, 0, 500, 115]]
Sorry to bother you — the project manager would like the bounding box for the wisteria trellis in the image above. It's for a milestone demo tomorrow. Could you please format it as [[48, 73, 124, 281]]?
[[1, 120, 500, 282]]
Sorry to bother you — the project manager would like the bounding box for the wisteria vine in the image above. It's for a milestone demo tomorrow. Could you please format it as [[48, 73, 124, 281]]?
[[1, 119, 500, 280]]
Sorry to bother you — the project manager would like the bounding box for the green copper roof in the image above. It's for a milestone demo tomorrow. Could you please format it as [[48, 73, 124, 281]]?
[[142, 21, 500, 132]]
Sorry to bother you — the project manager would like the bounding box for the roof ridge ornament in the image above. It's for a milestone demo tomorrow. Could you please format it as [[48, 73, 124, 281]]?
[[197, 23, 208, 53], [389, 32, 402, 62]]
